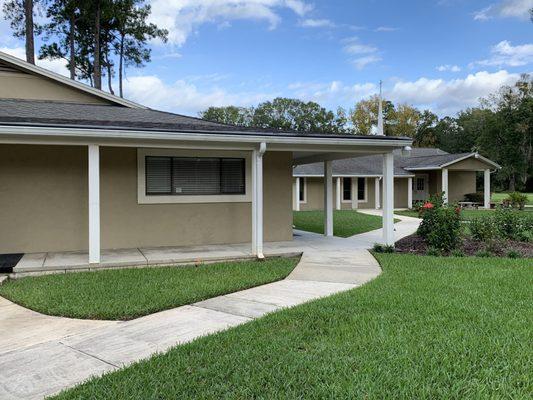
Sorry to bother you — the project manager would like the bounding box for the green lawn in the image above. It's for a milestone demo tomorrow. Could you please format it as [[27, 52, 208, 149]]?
[[293, 210, 385, 237], [492, 192, 533, 205], [0, 258, 298, 320], [51, 254, 532, 399]]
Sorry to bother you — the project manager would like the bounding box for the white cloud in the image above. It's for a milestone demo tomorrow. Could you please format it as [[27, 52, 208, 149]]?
[[124, 75, 277, 115], [341, 37, 381, 70], [0, 46, 70, 77], [299, 18, 335, 28], [473, 0, 533, 20], [375, 26, 398, 32], [352, 55, 382, 70], [475, 40, 533, 67], [149, 0, 313, 46], [288, 80, 376, 105], [436, 64, 461, 72], [387, 70, 522, 115]]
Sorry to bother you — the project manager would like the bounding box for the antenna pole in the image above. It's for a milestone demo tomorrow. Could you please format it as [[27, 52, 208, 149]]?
[[377, 80, 384, 136]]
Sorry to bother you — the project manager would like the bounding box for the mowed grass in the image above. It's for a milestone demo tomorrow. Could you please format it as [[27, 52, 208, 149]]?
[[0, 258, 298, 320], [293, 210, 384, 237], [492, 192, 533, 205], [52, 254, 532, 400]]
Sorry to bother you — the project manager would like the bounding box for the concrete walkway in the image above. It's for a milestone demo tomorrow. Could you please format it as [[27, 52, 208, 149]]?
[[0, 213, 419, 400]]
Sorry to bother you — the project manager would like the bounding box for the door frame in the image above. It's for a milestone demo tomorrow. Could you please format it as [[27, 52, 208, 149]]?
[[413, 174, 429, 201]]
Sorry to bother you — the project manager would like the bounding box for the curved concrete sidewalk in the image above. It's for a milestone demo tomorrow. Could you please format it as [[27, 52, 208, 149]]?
[[0, 213, 419, 400]]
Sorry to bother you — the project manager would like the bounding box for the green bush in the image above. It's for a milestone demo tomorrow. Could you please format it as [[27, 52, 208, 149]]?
[[505, 192, 528, 210], [469, 217, 498, 241], [507, 250, 521, 259], [372, 243, 395, 253], [464, 192, 484, 203], [494, 208, 531, 241], [418, 206, 462, 252], [426, 247, 442, 256], [475, 250, 492, 258], [450, 249, 465, 257]]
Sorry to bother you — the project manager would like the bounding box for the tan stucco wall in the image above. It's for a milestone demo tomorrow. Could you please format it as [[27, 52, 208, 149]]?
[[448, 171, 477, 202], [0, 70, 113, 104], [447, 158, 491, 171], [0, 145, 292, 253], [294, 176, 409, 210]]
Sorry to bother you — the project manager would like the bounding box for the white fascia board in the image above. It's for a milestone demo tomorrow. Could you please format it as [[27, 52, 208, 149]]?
[[293, 174, 415, 178], [0, 125, 412, 149], [404, 166, 441, 171], [0, 51, 145, 109]]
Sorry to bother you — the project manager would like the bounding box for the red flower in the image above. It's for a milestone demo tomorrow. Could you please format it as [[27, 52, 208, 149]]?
[[422, 202, 434, 209]]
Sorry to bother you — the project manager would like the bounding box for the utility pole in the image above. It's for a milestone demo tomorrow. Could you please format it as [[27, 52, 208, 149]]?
[[376, 80, 384, 136]]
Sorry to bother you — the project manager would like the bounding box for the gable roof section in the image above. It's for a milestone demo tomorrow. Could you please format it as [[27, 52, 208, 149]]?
[[0, 51, 145, 109], [293, 147, 499, 177]]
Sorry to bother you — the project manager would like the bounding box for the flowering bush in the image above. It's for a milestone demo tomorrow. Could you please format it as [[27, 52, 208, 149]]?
[[418, 204, 462, 252]]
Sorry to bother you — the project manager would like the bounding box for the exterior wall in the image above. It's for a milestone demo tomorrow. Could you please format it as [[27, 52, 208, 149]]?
[[447, 158, 490, 171], [0, 68, 113, 105], [0, 145, 292, 254], [448, 171, 476, 202], [293, 176, 409, 210]]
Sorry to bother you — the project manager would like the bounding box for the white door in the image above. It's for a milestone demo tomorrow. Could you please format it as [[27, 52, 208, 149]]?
[[413, 174, 429, 201]]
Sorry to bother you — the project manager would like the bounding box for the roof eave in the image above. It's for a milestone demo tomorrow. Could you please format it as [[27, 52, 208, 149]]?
[[0, 51, 146, 109]]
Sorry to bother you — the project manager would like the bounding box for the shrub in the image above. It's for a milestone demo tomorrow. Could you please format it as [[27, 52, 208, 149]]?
[[505, 192, 528, 210], [469, 217, 498, 241], [475, 250, 492, 258], [426, 247, 442, 256], [494, 208, 531, 241], [372, 243, 395, 253], [507, 250, 521, 259], [464, 192, 485, 203], [418, 206, 462, 252], [450, 249, 465, 257]]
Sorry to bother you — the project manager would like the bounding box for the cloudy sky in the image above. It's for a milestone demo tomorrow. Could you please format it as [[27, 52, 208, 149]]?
[[1, 0, 532, 116]]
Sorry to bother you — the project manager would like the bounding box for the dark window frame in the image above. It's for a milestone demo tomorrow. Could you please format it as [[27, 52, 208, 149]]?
[[145, 156, 246, 196], [357, 177, 366, 201], [298, 178, 306, 202]]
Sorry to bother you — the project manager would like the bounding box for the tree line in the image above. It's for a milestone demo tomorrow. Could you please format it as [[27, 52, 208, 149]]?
[[2, 0, 167, 96], [201, 75, 532, 192]]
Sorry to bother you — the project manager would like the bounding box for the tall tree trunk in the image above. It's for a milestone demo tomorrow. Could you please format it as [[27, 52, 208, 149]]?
[[509, 174, 516, 192], [105, 50, 114, 94], [119, 34, 124, 98], [69, 11, 76, 80], [93, 1, 102, 89], [24, 0, 34, 64]]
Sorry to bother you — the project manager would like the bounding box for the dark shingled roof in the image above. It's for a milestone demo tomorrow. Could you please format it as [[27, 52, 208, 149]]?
[[0, 99, 411, 141], [294, 147, 452, 176]]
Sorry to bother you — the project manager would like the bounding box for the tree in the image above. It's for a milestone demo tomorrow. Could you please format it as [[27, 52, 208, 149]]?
[[349, 95, 395, 135], [413, 110, 438, 147], [200, 98, 348, 134], [477, 74, 532, 191], [2, 0, 37, 64], [113, 0, 168, 98], [200, 106, 254, 126]]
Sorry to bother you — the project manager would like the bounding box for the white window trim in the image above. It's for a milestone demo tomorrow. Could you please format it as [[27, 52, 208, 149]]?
[[341, 177, 367, 203], [299, 177, 307, 204], [138, 148, 252, 204]]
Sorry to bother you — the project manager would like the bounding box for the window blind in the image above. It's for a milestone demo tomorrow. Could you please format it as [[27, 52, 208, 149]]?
[[145, 156, 245, 196]]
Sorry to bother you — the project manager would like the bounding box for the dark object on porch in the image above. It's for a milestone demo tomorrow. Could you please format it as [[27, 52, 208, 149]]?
[[0, 253, 23, 273]]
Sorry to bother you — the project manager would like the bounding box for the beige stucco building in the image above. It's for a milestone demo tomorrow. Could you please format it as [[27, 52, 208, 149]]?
[[292, 148, 500, 211], [0, 51, 412, 266]]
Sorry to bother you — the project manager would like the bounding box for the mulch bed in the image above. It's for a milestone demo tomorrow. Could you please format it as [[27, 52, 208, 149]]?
[[395, 234, 533, 258]]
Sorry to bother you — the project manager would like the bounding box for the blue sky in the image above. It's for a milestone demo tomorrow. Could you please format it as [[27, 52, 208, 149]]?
[[1, 0, 532, 116]]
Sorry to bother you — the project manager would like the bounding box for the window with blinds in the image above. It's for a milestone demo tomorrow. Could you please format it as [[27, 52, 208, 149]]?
[[145, 156, 245, 196]]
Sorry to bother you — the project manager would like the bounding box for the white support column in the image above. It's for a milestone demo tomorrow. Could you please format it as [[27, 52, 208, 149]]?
[[442, 168, 449, 204], [351, 177, 358, 209], [324, 161, 333, 237], [88, 145, 100, 264], [484, 169, 491, 209], [375, 177, 381, 209], [407, 177, 413, 209], [294, 177, 300, 211], [382, 153, 395, 246], [252, 143, 266, 258], [335, 177, 341, 210]]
